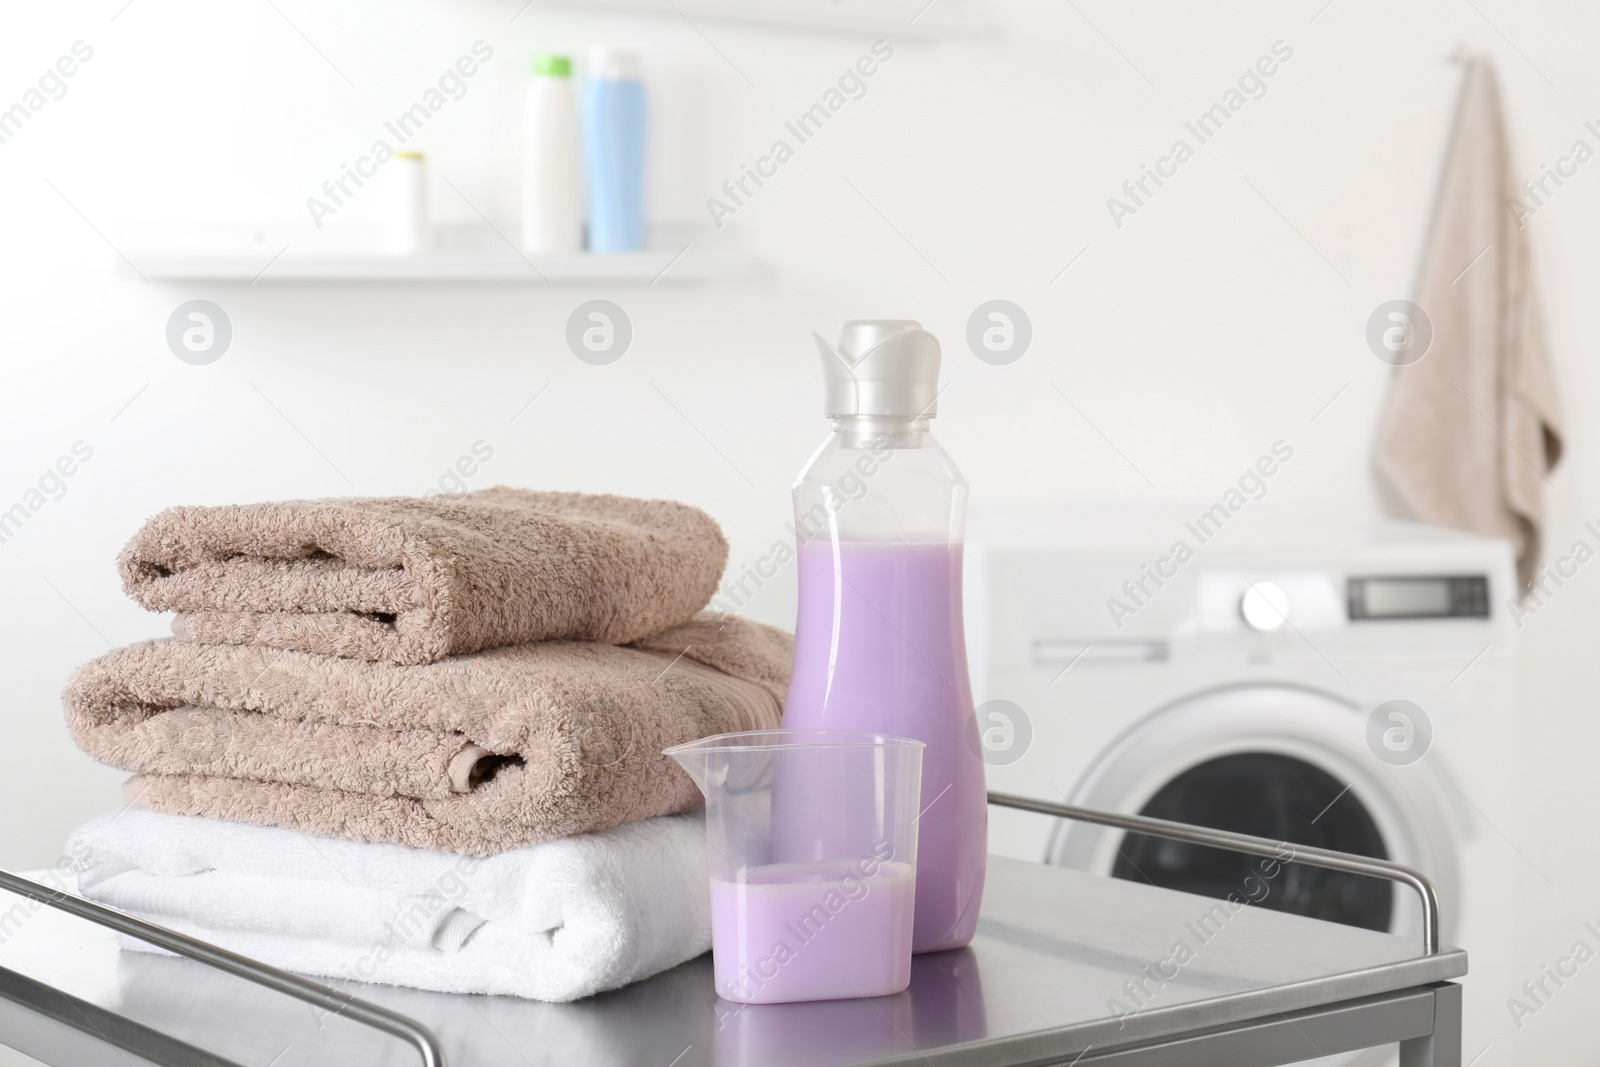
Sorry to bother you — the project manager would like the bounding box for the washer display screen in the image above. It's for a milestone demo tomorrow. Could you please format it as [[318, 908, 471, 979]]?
[[1347, 575, 1489, 619], [1111, 753, 1394, 933]]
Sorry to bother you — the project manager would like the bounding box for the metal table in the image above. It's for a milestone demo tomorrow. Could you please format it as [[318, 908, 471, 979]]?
[[0, 796, 1464, 1067]]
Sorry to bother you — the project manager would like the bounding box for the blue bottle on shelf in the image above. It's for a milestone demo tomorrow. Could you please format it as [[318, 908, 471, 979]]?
[[584, 47, 646, 253]]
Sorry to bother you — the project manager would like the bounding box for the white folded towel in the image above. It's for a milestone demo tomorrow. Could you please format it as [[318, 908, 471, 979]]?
[[66, 807, 711, 1002]]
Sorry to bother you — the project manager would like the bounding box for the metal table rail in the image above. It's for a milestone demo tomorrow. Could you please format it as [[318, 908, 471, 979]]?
[[985, 791, 1441, 956], [0, 793, 1458, 1067], [0, 868, 445, 1067]]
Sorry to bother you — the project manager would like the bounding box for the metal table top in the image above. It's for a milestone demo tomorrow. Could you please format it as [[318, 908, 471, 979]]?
[[0, 856, 1464, 1067]]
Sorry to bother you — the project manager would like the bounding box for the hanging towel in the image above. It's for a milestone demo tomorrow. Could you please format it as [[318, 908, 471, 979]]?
[[1375, 57, 1563, 588], [63, 613, 791, 854], [67, 808, 711, 1002], [118, 488, 729, 665]]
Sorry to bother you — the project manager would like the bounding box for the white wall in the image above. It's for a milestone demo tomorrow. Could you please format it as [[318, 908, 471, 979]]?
[[2, 0, 1597, 1061]]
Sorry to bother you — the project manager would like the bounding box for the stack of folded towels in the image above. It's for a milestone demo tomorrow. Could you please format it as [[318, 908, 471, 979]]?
[[61, 488, 791, 1001]]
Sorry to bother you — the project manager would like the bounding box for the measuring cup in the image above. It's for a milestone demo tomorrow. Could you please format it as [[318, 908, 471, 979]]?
[[665, 729, 924, 1004]]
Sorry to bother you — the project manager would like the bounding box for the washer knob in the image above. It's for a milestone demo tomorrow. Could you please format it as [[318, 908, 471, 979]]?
[[1240, 582, 1290, 632]]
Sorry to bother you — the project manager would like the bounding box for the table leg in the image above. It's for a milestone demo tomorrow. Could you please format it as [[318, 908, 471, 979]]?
[[1399, 983, 1462, 1067]]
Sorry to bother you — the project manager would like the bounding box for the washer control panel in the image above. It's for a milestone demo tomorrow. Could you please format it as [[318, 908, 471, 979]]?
[[1196, 571, 1493, 632]]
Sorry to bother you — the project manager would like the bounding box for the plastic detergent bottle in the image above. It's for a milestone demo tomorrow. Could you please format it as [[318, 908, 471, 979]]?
[[781, 320, 988, 954], [583, 46, 645, 252], [521, 54, 583, 255]]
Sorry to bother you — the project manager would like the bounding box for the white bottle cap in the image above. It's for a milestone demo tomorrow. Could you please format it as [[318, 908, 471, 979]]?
[[815, 320, 941, 419], [589, 46, 641, 80]]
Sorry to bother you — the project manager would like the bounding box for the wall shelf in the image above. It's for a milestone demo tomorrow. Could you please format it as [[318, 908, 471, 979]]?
[[542, 0, 995, 40], [116, 223, 755, 283]]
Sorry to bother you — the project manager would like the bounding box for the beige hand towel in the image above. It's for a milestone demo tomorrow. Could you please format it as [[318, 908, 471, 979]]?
[[118, 488, 728, 665], [1375, 57, 1563, 588], [63, 614, 791, 855]]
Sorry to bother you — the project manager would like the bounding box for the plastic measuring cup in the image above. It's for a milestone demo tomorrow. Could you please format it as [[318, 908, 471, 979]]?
[[665, 729, 924, 1004]]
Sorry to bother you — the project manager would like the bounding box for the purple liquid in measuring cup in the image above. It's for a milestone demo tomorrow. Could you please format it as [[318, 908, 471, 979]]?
[[711, 860, 916, 1004]]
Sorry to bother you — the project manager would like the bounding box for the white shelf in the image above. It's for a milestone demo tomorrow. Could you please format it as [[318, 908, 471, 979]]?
[[543, 0, 995, 40], [116, 223, 755, 283]]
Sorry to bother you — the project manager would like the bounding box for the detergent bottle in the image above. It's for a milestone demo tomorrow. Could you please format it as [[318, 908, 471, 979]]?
[[781, 320, 988, 954]]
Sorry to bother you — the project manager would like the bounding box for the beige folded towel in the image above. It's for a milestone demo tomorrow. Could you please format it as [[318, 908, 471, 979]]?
[[63, 614, 791, 855], [118, 488, 728, 665], [1375, 57, 1563, 587]]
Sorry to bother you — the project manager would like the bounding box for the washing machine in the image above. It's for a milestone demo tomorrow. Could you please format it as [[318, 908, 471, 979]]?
[[967, 505, 1516, 1066]]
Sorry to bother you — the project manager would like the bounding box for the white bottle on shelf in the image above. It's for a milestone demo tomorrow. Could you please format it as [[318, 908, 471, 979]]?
[[522, 54, 584, 255], [381, 150, 431, 255]]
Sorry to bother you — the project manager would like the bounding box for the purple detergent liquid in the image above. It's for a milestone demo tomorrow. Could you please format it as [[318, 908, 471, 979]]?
[[711, 860, 916, 1004], [782, 541, 988, 954]]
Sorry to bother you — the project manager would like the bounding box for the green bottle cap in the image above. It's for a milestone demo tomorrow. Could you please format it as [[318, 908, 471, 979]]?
[[533, 54, 572, 77]]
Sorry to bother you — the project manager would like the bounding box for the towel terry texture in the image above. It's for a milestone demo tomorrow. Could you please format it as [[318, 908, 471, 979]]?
[[1375, 57, 1563, 587], [118, 488, 729, 665], [67, 807, 711, 1002], [64, 613, 791, 854]]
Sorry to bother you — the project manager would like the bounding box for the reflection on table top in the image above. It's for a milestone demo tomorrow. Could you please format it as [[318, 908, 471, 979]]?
[[0, 856, 1465, 1067]]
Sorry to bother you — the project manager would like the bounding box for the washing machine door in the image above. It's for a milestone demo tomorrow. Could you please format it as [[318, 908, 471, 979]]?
[[1050, 684, 1458, 945]]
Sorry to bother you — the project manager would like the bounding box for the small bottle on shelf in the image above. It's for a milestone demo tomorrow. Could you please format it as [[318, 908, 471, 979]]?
[[584, 47, 646, 253], [381, 150, 431, 256], [521, 54, 584, 255]]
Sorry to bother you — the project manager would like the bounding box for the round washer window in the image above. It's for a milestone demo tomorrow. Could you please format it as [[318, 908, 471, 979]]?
[[1110, 752, 1393, 932]]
